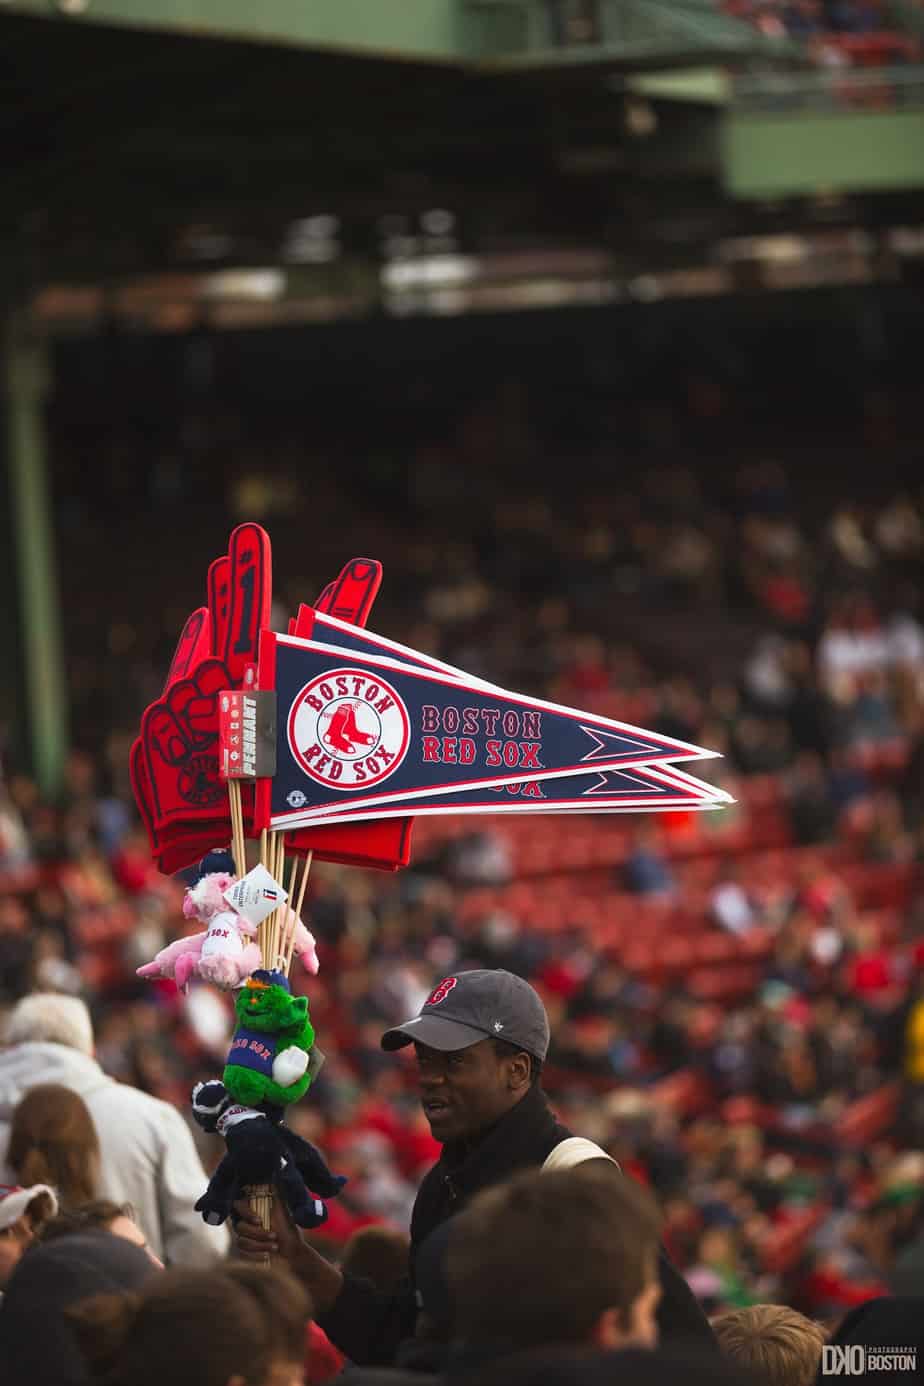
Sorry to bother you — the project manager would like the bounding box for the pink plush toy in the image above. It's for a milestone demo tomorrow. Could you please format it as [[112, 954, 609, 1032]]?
[[137, 870, 320, 990]]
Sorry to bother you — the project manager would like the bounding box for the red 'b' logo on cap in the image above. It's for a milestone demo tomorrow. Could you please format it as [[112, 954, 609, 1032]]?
[[427, 977, 457, 1007]]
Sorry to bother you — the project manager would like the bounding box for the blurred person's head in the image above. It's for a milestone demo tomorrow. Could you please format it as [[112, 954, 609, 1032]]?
[[712, 1305, 826, 1386], [5, 993, 94, 1054], [381, 970, 549, 1144], [0, 1181, 58, 1289], [0, 1230, 157, 1385], [698, 1225, 738, 1268], [340, 1224, 410, 1294], [41, 1199, 164, 1269], [447, 1164, 662, 1355], [9, 1083, 100, 1208], [71, 1263, 310, 1386]]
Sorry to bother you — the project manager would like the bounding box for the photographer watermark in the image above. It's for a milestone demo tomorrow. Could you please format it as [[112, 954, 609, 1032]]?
[[822, 1345, 917, 1375]]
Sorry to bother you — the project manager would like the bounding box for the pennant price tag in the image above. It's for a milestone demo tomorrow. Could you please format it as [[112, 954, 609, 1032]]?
[[219, 689, 277, 780], [223, 863, 288, 926]]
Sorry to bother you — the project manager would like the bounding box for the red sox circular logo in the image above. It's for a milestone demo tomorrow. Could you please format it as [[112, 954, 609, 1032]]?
[[427, 977, 458, 1007], [288, 667, 410, 792]]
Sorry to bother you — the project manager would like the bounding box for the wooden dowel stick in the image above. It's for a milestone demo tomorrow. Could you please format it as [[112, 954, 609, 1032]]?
[[238, 788, 247, 872], [245, 1182, 273, 1266], [285, 850, 313, 975], [279, 855, 299, 971], [272, 838, 285, 968], [258, 830, 271, 967], [230, 783, 238, 869], [228, 780, 245, 879]]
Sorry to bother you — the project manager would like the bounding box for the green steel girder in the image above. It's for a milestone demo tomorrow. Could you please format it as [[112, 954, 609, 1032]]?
[[1, 0, 468, 62], [471, 0, 797, 70], [2, 0, 794, 69]]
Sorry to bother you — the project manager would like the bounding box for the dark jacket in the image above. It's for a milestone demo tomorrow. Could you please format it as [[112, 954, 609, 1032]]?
[[449, 1344, 747, 1386], [319, 1084, 714, 1365], [818, 1297, 922, 1386], [0, 1231, 156, 1386]]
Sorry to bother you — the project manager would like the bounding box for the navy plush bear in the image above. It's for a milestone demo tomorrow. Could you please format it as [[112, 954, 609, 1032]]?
[[191, 1080, 346, 1229]]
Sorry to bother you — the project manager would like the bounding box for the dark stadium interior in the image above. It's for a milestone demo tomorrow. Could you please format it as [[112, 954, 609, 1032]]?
[[4, 8, 924, 289]]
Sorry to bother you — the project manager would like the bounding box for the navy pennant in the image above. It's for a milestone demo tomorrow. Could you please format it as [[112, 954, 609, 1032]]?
[[286, 606, 729, 817], [303, 606, 721, 767], [273, 762, 731, 822], [256, 633, 721, 830]]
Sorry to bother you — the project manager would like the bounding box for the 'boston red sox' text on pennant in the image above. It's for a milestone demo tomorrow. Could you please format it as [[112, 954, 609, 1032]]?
[[255, 633, 720, 830]]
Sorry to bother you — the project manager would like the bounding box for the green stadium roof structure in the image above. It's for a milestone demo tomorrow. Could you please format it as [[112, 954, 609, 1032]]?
[[0, 0, 799, 297], [0, 1, 920, 298], [1, 0, 793, 68]]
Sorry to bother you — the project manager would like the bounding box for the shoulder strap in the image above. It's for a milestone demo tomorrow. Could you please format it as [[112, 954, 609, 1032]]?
[[542, 1136, 619, 1172]]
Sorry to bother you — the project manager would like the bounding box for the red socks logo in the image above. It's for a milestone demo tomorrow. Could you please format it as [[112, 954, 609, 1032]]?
[[427, 977, 458, 1007]]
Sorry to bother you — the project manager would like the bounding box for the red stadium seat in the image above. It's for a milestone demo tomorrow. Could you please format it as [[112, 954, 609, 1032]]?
[[763, 1205, 828, 1275], [649, 1068, 715, 1117], [835, 1083, 901, 1147], [694, 934, 740, 967]]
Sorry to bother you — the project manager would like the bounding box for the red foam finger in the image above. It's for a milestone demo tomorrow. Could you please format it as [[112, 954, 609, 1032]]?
[[223, 523, 272, 684], [146, 702, 193, 769], [314, 580, 335, 612], [155, 834, 226, 876], [164, 608, 211, 693], [286, 817, 413, 870], [144, 666, 231, 830], [208, 556, 231, 658], [315, 557, 381, 626], [183, 660, 232, 747], [293, 603, 313, 639], [130, 736, 161, 856], [133, 737, 229, 872]]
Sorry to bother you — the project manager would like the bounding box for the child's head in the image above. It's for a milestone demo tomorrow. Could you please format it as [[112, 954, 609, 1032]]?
[[713, 1304, 827, 1386]]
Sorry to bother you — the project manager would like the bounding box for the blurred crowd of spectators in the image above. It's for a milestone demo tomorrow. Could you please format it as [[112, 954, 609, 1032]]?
[[724, 0, 921, 72], [545, 0, 923, 68], [1, 379, 923, 1324]]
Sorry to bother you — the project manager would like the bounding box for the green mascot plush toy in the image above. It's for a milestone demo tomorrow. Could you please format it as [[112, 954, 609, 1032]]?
[[223, 969, 317, 1108], [190, 968, 343, 1230]]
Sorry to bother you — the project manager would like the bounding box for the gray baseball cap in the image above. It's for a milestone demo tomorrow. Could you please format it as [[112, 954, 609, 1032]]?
[[381, 969, 550, 1060]]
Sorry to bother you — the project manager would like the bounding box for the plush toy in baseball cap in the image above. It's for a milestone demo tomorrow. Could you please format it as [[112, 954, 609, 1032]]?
[[188, 970, 342, 1229], [223, 969, 318, 1108]]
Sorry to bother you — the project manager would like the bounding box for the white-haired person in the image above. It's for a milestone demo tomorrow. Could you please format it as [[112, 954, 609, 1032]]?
[[0, 993, 227, 1266]]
